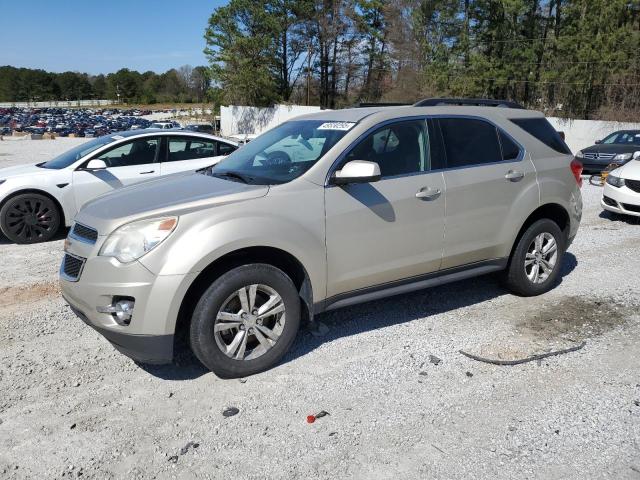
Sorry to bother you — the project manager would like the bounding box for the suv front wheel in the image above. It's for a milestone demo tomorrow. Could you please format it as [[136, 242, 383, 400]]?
[[189, 264, 301, 378], [503, 218, 565, 296]]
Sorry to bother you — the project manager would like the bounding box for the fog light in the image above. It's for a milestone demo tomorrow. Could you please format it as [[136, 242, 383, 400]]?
[[97, 298, 135, 325]]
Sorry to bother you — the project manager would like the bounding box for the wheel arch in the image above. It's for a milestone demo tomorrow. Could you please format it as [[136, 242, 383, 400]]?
[[0, 188, 67, 231], [174, 246, 314, 345], [509, 203, 570, 261]]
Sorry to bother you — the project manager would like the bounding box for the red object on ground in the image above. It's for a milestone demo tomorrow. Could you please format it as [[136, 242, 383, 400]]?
[[306, 415, 316, 424]]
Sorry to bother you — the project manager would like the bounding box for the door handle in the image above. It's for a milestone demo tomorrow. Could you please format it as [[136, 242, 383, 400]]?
[[505, 170, 525, 182], [415, 187, 442, 201], [140, 170, 155, 175]]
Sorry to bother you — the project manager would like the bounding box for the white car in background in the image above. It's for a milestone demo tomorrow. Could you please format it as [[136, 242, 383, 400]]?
[[602, 151, 640, 217], [149, 121, 181, 129], [0, 130, 237, 243]]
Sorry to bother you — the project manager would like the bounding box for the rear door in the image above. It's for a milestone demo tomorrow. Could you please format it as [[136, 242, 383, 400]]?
[[324, 118, 446, 298], [436, 117, 538, 269], [72, 136, 160, 210], [160, 136, 236, 175]]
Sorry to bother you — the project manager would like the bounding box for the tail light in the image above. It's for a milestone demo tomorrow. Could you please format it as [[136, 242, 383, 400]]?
[[570, 159, 583, 188]]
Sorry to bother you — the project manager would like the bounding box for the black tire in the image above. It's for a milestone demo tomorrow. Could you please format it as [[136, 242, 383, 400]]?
[[502, 218, 565, 297], [0, 193, 61, 244], [189, 264, 301, 378]]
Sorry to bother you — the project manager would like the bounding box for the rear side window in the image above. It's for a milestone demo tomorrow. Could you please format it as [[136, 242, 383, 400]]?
[[166, 137, 217, 162], [438, 118, 502, 168], [511, 118, 571, 154], [498, 131, 521, 161], [218, 142, 237, 156]]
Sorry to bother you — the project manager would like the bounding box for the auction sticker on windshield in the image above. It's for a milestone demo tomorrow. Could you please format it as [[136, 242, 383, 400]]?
[[317, 122, 356, 131]]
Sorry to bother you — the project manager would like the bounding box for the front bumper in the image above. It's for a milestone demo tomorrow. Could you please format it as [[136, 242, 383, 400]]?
[[601, 182, 640, 217], [578, 157, 619, 172], [60, 244, 196, 365], [64, 297, 174, 364]]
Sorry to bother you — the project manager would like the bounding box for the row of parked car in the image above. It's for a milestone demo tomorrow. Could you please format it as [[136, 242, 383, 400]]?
[[0, 107, 157, 137]]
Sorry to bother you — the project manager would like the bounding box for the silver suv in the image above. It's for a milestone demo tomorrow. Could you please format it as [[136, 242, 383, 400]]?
[[60, 99, 583, 378]]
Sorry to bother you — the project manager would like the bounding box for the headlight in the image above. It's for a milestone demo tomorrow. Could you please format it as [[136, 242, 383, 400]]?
[[575, 151, 585, 158], [99, 217, 177, 263], [0, 179, 6, 186], [613, 153, 632, 161], [606, 174, 625, 188]]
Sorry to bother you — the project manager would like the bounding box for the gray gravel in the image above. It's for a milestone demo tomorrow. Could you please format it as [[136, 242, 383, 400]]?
[[0, 142, 639, 479]]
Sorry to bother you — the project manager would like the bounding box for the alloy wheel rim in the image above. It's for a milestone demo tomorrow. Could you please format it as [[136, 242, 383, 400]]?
[[524, 232, 558, 284], [6, 198, 55, 241], [214, 284, 286, 361]]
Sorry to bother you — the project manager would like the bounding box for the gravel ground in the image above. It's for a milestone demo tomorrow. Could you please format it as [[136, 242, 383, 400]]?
[[0, 142, 639, 479]]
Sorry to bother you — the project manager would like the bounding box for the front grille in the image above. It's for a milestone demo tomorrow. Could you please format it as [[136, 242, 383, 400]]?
[[626, 179, 640, 193], [622, 203, 640, 213], [70, 223, 98, 243], [583, 152, 616, 161], [62, 253, 85, 281], [602, 195, 618, 207]]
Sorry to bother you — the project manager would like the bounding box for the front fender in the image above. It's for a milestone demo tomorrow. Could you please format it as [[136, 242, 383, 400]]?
[[139, 207, 326, 305], [0, 173, 75, 226]]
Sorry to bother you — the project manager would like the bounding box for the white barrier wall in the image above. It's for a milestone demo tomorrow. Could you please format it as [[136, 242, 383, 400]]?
[[220, 104, 322, 136], [219, 105, 639, 153], [548, 117, 640, 153]]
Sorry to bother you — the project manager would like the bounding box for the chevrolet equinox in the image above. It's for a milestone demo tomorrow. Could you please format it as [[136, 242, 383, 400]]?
[[60, 99, 583, 378]]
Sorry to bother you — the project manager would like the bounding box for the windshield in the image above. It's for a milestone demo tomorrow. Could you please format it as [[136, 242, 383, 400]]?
[[208, 120, 353, 184], [602, 131, 640, 145], [40, 135, 117, 169]]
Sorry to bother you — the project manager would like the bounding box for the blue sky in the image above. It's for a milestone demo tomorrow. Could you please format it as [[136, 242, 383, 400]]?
[[0, 0, 226, 74]]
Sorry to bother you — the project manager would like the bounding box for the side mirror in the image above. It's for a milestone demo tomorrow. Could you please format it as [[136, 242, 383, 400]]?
[[633, 151, 640, 160], [595, 139, 602, 144], [331, 160, 381, 185], [85, 159, 107, 171]]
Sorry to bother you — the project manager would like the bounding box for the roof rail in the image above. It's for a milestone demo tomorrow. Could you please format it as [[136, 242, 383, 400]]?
[[357, 102, 411, 108], [413, 98, 525, 109]]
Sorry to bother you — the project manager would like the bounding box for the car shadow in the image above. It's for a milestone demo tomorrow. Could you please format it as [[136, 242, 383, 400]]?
[[139, 252, 577, 380], [136, 345, 209, 381], [599, 210, 640, 225], [0, 227, 70, 245], [283, 252, 578, 366]]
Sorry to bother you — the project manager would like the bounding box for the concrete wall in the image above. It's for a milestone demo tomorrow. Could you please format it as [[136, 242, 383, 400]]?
[[548, 117, 640, 153], [218, 105, 639, 153], [220, 104, 322, 136]]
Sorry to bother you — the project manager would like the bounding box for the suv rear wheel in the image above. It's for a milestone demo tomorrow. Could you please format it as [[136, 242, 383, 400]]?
[[189, 264, 301, 378], [503, 218, 565, 296], [0, 193, 61, 244]]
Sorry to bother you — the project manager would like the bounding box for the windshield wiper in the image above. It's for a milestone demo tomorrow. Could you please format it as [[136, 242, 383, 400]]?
[[212, 171, 251, 184]]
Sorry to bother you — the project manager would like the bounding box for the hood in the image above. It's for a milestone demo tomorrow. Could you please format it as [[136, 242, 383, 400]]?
[[76, 172, 269, 234], [581, 144, 640, 154], [613, 158, 640, 180], [0, 163, 51, 179]]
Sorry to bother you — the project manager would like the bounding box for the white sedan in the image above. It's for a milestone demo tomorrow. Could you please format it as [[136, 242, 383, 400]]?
[[601, 152, 640, 217], [0, 130, 237, 243]]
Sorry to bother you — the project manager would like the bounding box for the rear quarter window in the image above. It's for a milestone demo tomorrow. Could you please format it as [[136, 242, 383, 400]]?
[[511, 118, 571, 155]]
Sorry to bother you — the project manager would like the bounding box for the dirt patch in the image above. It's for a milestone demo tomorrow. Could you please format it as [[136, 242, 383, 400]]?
[[517, 296, 630, 342], [0, 282, 60, 311], [460, 296, 634, 361]]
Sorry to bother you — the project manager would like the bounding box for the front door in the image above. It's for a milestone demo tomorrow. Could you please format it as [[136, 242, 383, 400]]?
[[72, 136, 160, 211], [324, 118, 446, 298]]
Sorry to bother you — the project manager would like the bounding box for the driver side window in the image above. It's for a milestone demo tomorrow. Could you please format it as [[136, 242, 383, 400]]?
[[93, 138, 159, 168], [345, 120, 430, 177]]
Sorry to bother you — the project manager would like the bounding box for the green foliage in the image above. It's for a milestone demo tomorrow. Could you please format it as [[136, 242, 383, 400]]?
[[0, 65, 213, 104], [204, 0, 640, 119]]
